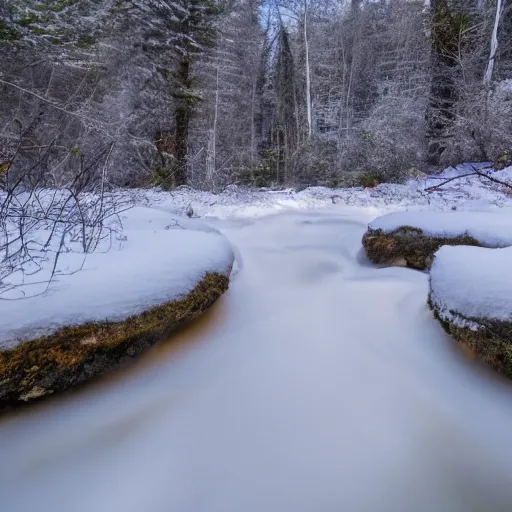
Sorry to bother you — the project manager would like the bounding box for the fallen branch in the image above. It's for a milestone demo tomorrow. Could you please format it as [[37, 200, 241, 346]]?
[[474, 169, 512, 191], [424, 172, 479, 191], [424, 164, 512, 192]]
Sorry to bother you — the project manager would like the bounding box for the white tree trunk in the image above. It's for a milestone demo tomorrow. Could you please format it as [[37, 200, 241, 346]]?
[[304, 0, 313, 139], [206, 67, 220, 184], [213, 66, 219, 170], [483, 0, 503, 87], [250, 79, 256, 167]]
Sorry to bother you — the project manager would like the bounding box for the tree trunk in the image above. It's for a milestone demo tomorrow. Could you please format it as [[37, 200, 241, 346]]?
[[304, 1, 312, 139], [206, 67, 219, 185], [250, 78, 256, 169], [426, 0, 458, 166], [175, 58, 191, 187], [483, 0, 503, 87]]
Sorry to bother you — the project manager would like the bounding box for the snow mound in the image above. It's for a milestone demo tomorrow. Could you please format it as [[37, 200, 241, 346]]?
[[430, 245, 512, 326], [369, 210, 512, 247], [0, 207, 234, 348]]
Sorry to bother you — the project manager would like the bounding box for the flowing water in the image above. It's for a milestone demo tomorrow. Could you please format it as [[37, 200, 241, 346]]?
[[2, 206, 512, 512]]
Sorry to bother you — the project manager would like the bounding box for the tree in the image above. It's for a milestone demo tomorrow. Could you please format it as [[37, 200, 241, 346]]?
[[484, 0, 504, 86], [192, 0, 265, 187], [138, 0, 221, 186], [426, 0, 465, 165], [1, 0, 511, 192], [275, 0, 314, 139], [273, 22, 299, 182]]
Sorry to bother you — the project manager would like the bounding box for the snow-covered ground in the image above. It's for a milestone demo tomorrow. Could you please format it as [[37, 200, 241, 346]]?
[[369, 210, 512, 247], [1, 165, 512, 510], [431, 245, 512, 328], [2, 204, 512, 511], [4, 163, 508, 347], [0, 207, 234, 348], [144, 164, 512, 219]]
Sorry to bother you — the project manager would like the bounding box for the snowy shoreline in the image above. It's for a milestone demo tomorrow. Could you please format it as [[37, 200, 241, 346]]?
[[2, 162, 511, 345], [143, 164, 512, 220], [0, 206, 235, 408], [0, 207, 234, 348]]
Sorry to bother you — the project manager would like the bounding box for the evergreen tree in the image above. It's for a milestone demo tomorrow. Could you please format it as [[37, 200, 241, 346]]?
[[138, 0, 222, 186]]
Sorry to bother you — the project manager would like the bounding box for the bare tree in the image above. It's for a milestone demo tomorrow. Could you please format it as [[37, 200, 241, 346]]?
[[0, 120, 133, 299]]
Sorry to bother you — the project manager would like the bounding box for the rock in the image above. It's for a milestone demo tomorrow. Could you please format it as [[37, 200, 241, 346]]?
[[362, 226, 481, 270], [430, 302, 512, 379], [0, 272, 230, 411], [429, 245, 512, 379], [362, 210, 512, 270]]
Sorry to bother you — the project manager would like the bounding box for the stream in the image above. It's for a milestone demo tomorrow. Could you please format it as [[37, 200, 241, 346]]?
[[1, 206, 512, 511]]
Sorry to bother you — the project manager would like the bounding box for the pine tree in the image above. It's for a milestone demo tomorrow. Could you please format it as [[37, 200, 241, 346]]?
[[138, 0, 221, 186]]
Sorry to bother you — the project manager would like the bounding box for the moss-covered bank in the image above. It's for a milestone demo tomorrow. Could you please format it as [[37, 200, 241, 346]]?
[[429, 296, 512, 379], [362, 226, 482, 270], [0, 272, 229, 410]]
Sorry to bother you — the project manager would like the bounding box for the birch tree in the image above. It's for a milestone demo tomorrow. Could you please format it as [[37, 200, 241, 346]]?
[[483, 0, 504, 86], [303, 0, 312, 138]]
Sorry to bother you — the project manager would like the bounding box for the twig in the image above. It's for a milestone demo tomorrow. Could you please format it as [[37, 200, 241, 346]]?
[[424, 164, 512, 192], [424, 171, 479, 191], [474, 169, 512, 190]]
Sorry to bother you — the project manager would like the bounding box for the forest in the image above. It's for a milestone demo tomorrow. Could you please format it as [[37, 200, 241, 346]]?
[[4, 2, 512, 506], [0, 0, 511, 192]]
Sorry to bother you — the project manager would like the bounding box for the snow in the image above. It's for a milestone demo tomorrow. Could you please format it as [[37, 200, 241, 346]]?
[[2, 164, 512, 347], [430, 245, 512, 327], [3, 208, 512, 511], [3, 163, 512, 508], [368, 210, 512, 247], [0, 207, 234, 348], [143, 165, 512, 220]]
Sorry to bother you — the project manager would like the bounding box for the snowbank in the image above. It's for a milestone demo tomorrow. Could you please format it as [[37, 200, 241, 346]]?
[[430, 245, 512, 326], [363, 209, 512, 270], [143, 164, 512, 220], [429, 245, 512, 378], [368, 210, 512, 248], [0, 207, 234, 348]]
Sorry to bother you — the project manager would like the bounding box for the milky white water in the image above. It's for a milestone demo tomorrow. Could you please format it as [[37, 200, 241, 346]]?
[[2, 205, 512, 512]]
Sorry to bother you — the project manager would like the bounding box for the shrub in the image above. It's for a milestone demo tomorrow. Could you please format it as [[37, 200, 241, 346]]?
[[357, 171, 381, 188]]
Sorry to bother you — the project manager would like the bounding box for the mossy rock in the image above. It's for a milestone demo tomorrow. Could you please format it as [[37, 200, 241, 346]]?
[[429, 295, 512, 379], [495, 151, 512, 170], [0, 272, 229, 411], [362, 226, 482, 270]]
